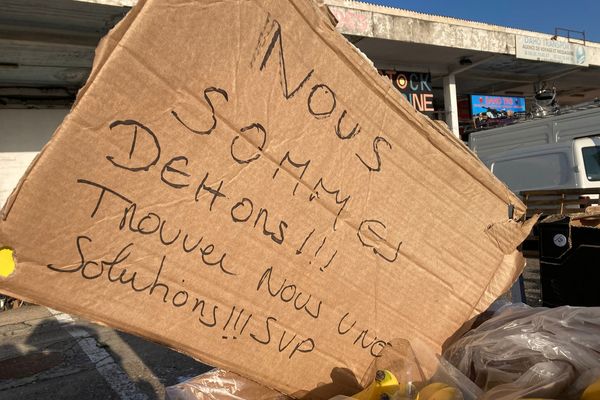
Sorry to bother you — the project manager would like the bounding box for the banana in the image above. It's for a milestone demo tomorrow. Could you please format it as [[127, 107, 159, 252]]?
[[352, 370, 401, 400], [416, 383, 448, 400], [416, 383, 463, 400], [581, 377, 600, 400]]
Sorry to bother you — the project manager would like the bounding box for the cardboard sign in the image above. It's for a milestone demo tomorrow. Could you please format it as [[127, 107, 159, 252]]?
[[0, 0, 535, 396]]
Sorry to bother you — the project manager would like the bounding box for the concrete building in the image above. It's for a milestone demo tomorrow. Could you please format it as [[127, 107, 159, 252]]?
[[325, 0, 600, 137], [2, 0, 600, 203]]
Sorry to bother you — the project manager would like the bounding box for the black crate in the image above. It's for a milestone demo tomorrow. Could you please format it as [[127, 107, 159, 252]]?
[[538, 216, 600, 307]]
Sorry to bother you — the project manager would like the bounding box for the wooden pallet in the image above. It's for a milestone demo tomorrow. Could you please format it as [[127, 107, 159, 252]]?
[[521, 188, 600, 219]]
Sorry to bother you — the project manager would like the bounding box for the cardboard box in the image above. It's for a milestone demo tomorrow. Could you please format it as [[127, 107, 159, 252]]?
[[0, 0, 535, 396]]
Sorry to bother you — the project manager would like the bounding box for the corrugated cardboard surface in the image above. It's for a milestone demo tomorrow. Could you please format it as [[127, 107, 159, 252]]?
[[0, 0, 534, 396]]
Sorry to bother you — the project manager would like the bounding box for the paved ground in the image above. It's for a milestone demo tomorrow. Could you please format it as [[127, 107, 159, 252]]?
[[0, 305, 212, 400]]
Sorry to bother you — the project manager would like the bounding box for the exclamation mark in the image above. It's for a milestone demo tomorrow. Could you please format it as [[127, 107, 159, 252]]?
[[296, 229, 315, 255], [320, 250, 338, 272], [222, 306, 253, 339]]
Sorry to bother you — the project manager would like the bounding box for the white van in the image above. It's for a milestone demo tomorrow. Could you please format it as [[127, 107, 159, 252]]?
[[486, 136, 600, 193]]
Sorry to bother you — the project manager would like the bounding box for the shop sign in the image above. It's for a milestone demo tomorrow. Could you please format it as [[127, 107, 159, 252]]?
[[471, 95, 526, 129], [470, 95, 526, 116], [516, 36, 588, 66], [380, 70, 434, 112]]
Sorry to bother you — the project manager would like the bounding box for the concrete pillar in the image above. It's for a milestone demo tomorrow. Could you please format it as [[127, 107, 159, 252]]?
[[443, 74, 459, 138]]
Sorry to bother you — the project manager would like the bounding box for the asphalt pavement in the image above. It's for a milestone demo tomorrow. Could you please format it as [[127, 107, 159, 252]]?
[[0, 305, 212, 400]]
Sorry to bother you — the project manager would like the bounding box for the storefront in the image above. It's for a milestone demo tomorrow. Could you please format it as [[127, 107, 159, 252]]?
[[326, 0, 600, 140]]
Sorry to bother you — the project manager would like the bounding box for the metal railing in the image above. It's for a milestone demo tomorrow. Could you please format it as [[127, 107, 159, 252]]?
[[553, 27, 586, 45]]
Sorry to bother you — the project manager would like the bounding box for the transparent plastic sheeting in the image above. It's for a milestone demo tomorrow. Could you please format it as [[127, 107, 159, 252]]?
[[166, 369, 288, 400], [443, 303, 600, 400], [166, 304, 600, 400]]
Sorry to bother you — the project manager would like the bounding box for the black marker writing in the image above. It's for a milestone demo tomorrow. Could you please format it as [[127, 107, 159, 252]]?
[[256, 266, 322, 319], [172, 87, 228, 135], [272, 151, 310, 196], [77, 179, 235, 275], [355, 136, 392, 173], [336, 110, 361, 140], [230, 197, 288, 245], [307, 84, 336, 119], [337, 312, 387, 357], [230, 122, 267, 164], [194, 172, 226, 211], [319, 250, 337, 272], [161, 156, 191, 189], [249, 315, 315, 359], [357, 219, 402, 263], [255, 18, 314, 99], [295, 229, 315, 255], [309, 178, 350, 231], [106, 120, 161, 172]]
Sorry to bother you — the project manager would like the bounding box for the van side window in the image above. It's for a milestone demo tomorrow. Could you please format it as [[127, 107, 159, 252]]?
[[491, 152, 571, 190], [582, 146, 600, 181]]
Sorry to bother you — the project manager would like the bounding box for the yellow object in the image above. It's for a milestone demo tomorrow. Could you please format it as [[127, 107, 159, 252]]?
[[581, 377, 600, 400], [352, 370, 400, 400], [0, 248, 15, 278], [416, 383, 463, 400]]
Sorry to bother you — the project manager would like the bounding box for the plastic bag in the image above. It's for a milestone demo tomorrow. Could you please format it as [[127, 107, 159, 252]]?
[[349, 338, 482, 400], [165, 369, 289, 400], [358, 338, 426, 395], [167, 305, 600, 400], [165, 340, 468, 400], [443, 303, 600, 400]]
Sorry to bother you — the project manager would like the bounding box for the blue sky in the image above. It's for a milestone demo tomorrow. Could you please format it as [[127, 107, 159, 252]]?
[[369, 1, 600, 43]]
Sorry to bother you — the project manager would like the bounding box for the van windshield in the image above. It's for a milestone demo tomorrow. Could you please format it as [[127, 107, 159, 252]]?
[[582, 146, 600, 181]]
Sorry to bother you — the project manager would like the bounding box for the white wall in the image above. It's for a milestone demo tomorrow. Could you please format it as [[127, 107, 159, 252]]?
[[0, 109, 69, 206]]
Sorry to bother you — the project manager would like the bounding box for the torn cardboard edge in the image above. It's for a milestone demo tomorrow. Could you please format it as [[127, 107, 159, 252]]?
[[0, 0, 525, 225], [311, 14, 524, 216], [0, 0, 536, 396], [74, 0, 147, 108]]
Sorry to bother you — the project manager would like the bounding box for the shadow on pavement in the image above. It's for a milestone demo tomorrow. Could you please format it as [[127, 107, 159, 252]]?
[[0, 307, 210, 399], [116, 330, 213, 390]]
